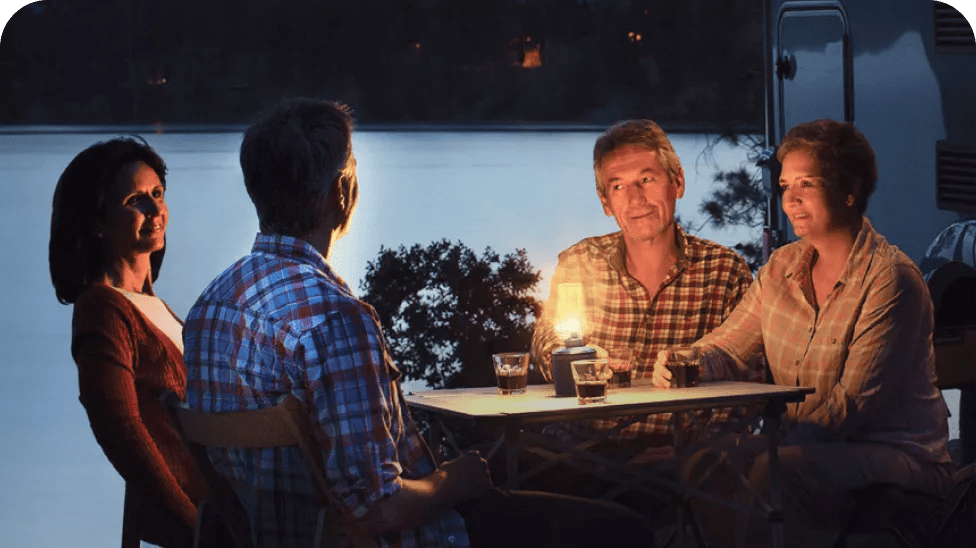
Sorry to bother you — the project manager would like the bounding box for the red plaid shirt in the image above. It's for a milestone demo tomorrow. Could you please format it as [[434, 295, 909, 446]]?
[[531, 227, 761, 439], [184, 235, 470, 548]]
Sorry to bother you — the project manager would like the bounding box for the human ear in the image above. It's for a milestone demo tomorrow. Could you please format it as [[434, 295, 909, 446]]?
[[675, 167, 686, 199]]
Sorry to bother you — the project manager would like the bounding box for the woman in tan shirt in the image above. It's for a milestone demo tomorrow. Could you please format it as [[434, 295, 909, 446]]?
[[653, 120, 952, 547]]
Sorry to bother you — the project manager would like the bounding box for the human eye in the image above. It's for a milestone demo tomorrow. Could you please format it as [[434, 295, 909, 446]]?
[[152, 187, 165, 199], [639, 176, 652, 186]]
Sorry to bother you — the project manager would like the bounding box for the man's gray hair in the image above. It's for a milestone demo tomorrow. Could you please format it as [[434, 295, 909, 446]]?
[[592, 119, 682, 198]]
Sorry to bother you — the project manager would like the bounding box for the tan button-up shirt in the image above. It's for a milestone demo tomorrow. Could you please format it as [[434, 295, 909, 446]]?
[[699, 218, 950, 465]]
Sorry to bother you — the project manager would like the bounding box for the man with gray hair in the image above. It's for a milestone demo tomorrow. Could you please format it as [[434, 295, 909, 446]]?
[[531, 119, 761, 460]]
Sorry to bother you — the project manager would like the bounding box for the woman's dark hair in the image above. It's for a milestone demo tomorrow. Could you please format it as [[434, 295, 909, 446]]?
[[777, 119, 877, 215], [240, 98, 357, 238], [49, 137, 167, 304]]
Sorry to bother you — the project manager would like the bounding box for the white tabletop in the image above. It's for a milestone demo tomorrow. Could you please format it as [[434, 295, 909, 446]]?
[[404, 379, 814, 424]]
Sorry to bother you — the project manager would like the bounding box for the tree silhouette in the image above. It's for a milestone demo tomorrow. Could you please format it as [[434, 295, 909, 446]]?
[[696, 133, 767, 271], [360, 240, 542, 389]]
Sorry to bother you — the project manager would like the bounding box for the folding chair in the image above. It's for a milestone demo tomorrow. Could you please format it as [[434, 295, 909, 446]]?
[[831, 463, 976, 548], [120, 485, 142, 548], [161, 391, 376, 548], [121, 481, 204, 548], [832, 337, 976, 548]]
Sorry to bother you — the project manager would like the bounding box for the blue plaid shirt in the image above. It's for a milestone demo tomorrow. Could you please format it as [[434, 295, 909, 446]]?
[[183, 234, 470, 548]]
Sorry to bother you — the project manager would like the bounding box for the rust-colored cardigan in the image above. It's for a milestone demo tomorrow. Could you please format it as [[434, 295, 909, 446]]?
[[71, 284, 206, 548]]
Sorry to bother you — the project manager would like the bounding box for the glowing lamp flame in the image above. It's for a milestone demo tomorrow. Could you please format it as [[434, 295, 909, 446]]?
[[555, 317, 581, 341], [553, 282, 585, 343]]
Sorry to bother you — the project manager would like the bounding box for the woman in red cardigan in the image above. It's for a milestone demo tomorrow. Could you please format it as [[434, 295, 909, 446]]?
[[49, 138, 206, 547]]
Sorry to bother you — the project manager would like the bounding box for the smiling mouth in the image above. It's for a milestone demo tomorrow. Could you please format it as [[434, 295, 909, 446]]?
[[140, 223, 164, 235], [630, 209, 657, 220]]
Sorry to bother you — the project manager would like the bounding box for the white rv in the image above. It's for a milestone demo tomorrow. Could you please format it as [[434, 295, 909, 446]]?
[[762, 0, 976, 462]]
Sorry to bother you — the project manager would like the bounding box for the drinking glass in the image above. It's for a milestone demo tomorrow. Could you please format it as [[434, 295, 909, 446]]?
[[492, 352, 530, 395], [570, 358, 612, 404], [667, 347, 701, 388], [607, 347, 634, 388]]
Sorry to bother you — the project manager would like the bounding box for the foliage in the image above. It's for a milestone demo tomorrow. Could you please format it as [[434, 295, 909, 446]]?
[[695, 133, 768, 271], [359, 240, 541, 389]]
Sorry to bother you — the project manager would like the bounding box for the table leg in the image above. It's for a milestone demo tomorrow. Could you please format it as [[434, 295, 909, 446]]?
[[504, 419, 522, 490], [763, 399, 786, 548], [429, 414, 443, 464], [671, 412, 688, 547]]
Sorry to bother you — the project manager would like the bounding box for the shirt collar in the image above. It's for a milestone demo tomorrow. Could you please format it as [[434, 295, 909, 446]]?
[[836, 216, 878, 284], [786, 216, 877, 286], [250, 233, 351, 293], [607, 224, 689, 273], [673, 225, 691, 268]]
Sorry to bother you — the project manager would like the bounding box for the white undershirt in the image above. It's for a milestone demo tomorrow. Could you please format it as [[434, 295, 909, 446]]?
[[111, 287, 184, 354]]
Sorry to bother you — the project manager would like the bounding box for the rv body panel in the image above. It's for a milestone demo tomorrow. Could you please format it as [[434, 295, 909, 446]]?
[[765, 0, 972, 264]]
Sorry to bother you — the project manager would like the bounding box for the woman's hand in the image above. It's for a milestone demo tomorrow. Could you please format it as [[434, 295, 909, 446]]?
[[651, 350, 673, 388]]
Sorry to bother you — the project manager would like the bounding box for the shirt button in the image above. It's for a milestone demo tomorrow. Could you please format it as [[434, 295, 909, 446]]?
[[448, 535, 456, 545], [832, 338, 837, 344]]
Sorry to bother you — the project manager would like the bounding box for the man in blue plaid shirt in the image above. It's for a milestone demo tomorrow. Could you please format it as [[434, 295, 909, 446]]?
[[183, 98, 655, 548]]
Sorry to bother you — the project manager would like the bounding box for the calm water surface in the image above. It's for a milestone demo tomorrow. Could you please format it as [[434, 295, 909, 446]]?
[[0, 130, 959, 547]]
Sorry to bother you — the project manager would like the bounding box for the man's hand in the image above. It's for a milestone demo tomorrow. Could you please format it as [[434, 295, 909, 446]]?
[[589, 344, 608, 358], [651, 350, 673, 388], [362, 451, 491, 535], [439, 450, 492, 500]]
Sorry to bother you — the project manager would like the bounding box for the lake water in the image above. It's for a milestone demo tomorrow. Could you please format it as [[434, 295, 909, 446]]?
[[0, 129, 959, 547]]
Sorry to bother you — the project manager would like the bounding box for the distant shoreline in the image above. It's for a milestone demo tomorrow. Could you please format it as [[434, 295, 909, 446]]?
[[0, 122, 762, 136]]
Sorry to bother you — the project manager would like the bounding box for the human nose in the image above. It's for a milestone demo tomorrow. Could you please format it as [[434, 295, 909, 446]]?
[[137, 197, 162, 216], [626, 183, 646, 205], [782, 185, 800, 206]]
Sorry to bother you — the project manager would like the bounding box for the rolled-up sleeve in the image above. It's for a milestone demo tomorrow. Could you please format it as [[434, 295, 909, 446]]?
[[698, 267, 766, 382], [303, 301, 404, 518]]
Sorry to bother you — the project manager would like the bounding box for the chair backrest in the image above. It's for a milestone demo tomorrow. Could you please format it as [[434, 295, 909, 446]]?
[[933, 330, 976, 464], [120, 485, 143, 548], [161, 391, 375, 548]]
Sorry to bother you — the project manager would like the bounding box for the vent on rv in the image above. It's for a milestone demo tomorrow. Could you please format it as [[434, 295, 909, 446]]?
[[934, 1, 976, 53], [937, 141, 976, 214]]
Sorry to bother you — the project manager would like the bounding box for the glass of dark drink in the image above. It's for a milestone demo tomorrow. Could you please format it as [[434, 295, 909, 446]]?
[[667, 347, 701, 388], [610, 369, 632, 388], [608, 347, 633, 389], [492, 352, 530, 395], [570, 358, 612, 404]]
